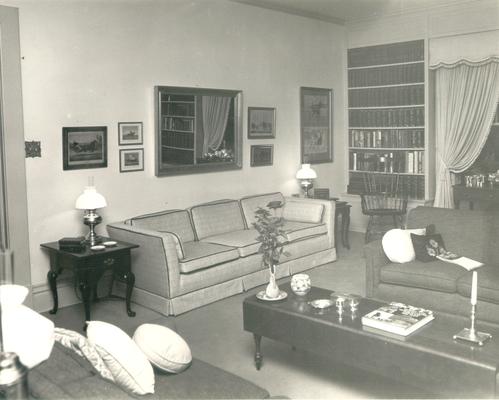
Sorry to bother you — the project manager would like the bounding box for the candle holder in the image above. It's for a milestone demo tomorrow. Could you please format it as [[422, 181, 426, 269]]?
[[453, 304, 491, 346]]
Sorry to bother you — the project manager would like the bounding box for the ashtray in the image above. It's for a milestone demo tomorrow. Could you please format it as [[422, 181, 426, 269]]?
[[90, 245, 105, 251], [308, 299, 333, 309], [103, 241, 117, 247]]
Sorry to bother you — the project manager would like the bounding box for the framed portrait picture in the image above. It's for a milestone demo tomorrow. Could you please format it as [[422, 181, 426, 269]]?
[[118, 122, 143, 145], [300, 87, 333, 164], [120, 148, 144, 172], [62, 126, 107, 170], [250, 145, 273, 167], [248, 107, 275, 139]]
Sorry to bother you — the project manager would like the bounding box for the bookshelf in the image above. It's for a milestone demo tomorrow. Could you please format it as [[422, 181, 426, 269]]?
[[347, 40, 426, 199], [159, 93, 196, 165]]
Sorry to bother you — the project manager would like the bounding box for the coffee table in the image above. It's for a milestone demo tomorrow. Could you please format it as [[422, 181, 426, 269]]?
[[243, 285, 499, 398]]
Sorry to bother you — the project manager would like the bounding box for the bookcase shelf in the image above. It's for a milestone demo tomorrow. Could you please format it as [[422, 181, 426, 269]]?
[[347, 39, 426, 199]]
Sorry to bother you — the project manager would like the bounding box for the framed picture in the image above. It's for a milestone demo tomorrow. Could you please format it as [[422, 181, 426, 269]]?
[[62, 126, 107, 171], [118, 122, 143, 145], [300, 87, 333, 164], [250, 145, 273, 167], [120, 148, 144, 172], [248, 107, 276, 139]]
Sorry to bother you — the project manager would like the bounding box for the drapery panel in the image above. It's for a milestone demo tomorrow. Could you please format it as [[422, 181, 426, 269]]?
[[431, 57, 499, 208], [202, 96, 230, 155]]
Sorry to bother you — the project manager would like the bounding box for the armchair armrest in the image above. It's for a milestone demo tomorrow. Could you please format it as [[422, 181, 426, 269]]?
[[364, 239, 390, 298], [106, 222, 182, 298]]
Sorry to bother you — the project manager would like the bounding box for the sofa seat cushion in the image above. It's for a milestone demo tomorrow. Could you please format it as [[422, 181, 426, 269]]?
[[380, 260, 468, 293], [179, 241, 239, 273], [282, 221, 327, 242], [457, 266, 499, 304], [202, 229, 260, 257]]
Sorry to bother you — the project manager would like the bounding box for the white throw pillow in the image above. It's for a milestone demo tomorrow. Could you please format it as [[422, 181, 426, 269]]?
[[382, 228, 426, 263], [86, 321, 154, 395], [133, 323, 192, 373]]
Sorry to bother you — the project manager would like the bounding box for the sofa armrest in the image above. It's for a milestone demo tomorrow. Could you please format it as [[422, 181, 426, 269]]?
[[284, 197, 335, 248], [106, 222, 182, 298], [364, 239, 390, 298]]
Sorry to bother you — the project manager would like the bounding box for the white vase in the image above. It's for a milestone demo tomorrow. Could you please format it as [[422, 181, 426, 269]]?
[[265, 270, 280, 298]]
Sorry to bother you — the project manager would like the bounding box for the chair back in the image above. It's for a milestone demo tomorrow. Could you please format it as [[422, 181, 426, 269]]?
[[360, 174, 408, 214]]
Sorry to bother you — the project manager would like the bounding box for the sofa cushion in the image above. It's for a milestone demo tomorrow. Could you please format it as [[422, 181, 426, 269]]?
[[179, 241, 240, 273], [240, 192, 285, 226], [380, 260, 467, 293], [190, 200, 245, 240], [381, 228, 426, 263], [129, 210, 195, 243], [411, 233, 446, 262], [282, 201, 324, 224], [202, 229, 260, 257], [457, 266, 499, 304], [282, 221, 327, 242]]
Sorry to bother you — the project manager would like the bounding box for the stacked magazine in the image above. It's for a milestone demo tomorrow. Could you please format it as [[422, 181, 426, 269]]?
[[362, 302, 434, 337]]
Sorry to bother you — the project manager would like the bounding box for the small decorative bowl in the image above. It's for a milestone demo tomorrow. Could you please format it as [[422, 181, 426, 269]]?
[[290, 273, 311, 296]]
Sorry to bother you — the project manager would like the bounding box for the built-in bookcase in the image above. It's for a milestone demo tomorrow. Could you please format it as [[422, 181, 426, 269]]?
[[347, 40, 426, 199]]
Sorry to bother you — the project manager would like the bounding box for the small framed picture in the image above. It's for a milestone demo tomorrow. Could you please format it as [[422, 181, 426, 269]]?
[[120, 148, 144, 172], [62, 126, 107, 171], [248, 107, 276, 139], [118, 122, 143, 145], [250, 145, 273, 167]]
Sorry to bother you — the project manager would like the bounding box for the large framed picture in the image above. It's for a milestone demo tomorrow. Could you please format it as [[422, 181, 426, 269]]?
[[120, 148, 144, 172], [300, 87, 333, 164], [118, 122, 143, 145], [250, 144, 273, 167], [62, 126, 107, 171], [248, 107, 275, 139]]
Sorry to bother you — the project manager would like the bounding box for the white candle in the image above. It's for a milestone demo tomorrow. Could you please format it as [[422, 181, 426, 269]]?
[[471, 270, 478, 306]]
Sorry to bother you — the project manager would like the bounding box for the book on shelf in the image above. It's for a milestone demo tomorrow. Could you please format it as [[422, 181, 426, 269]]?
[[361, 302, 434, 337], [435, 252, 484, 271]]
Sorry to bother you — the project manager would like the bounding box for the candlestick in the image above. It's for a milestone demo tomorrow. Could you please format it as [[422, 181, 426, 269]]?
[[471, 270, 477, 305]]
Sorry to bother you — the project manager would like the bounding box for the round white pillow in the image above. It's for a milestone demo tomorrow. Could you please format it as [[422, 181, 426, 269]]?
[[133, 323, 192, 374], [382, 228, 426, 263]]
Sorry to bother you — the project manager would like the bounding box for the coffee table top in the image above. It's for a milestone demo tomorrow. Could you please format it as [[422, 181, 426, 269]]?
[[244, 284, 499, 370]]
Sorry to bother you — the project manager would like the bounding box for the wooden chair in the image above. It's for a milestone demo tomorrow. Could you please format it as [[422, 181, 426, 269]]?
[[360, 174, 408, 243]]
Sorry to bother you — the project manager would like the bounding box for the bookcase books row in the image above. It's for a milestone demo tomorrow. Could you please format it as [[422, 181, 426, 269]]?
[[349, 85, 424, 108], [348, 40, 424, 68], [349, 129, 424, 149], [163, 116, 194, 132], [349, 150, 424, 174], [349, 107, 424, 128], [348, 173, 425, 199], [164, 102, 195, 117], [348, 63, 424, 88], [162, 131, 194, 149]]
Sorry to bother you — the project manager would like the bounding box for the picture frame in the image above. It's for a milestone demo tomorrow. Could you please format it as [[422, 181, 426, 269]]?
[[250, 144, 273, 167], [247, 107, 276, 139], [300, 87, 333, 164], [120, 148, 144, 172], [62, 126, 107, 171], [118, 122, 143, 145]]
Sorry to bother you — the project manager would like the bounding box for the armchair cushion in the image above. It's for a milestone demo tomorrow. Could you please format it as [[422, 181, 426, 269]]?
[[179, 242, 239, 273]]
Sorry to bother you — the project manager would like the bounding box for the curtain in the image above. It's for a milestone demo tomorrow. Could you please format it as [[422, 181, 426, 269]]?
[[431, 57, 499, 208], [202, 96, 231, 154]]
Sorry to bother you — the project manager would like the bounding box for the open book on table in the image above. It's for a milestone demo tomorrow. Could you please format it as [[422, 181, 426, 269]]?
[[436, 251, 484, 271]]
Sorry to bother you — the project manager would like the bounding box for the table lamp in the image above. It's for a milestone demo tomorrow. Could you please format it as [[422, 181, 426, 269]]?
[[296, 164, 317, 198], [75, 185, 107, 246]]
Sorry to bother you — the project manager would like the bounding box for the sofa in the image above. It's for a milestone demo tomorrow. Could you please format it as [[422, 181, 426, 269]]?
[[107, 192, 336, 316], [365, 206, 499, 324]]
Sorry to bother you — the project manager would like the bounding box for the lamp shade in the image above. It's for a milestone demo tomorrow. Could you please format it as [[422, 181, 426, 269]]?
[[75, 186, 107, 210], [295, 164, 317, 180]]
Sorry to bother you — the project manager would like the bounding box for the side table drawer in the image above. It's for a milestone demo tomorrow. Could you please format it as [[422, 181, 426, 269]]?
[[81, 251, 129, 271]]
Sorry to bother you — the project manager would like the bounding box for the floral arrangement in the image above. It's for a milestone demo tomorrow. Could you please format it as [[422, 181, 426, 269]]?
[[253, 201, 289, 274]]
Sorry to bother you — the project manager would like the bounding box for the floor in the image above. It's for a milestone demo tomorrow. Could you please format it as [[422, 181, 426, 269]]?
[[44, 232, 434, 399]]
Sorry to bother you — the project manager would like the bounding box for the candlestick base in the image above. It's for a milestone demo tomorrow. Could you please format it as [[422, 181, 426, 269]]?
[[453, 328, 491, 346]]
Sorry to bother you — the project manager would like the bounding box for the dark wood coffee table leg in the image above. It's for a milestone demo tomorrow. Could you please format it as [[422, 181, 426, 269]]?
[[254, 334, 262, 370]]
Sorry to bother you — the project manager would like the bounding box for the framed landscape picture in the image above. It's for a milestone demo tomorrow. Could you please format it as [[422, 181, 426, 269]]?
[[120, 148, 144, 172], [300, 87, 333, 164], [250, 144, 273, 167], [248, 107, 275, 139], [62, 126, 107, 170], [118, 122, 143, 145]]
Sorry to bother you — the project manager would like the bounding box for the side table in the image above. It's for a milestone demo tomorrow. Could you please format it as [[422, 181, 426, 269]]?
[[40, 238, 139, 327]]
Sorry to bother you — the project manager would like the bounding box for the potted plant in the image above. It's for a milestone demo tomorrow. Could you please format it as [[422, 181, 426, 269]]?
[[253, 201, 289, 298]]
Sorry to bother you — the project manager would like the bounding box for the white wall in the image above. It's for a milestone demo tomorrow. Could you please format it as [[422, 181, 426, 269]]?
[[2, 0, 345, 308]]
